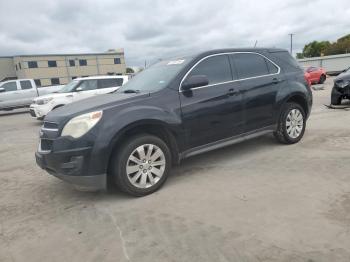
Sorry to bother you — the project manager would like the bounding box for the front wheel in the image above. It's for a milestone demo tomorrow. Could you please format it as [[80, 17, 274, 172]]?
[[274, 103, 306, 144], [111, 134, 171, 196]]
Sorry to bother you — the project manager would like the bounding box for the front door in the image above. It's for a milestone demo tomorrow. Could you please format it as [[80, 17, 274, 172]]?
[[0, 81, 20, 108], [72, 79, 98, 102], [180, 54, 244, 149]]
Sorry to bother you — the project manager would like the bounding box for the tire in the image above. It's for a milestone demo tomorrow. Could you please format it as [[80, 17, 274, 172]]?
[[274, 102, 306, 144], [331, 95, 342, 105], [111, 134, 171, 196], [318, 74, 326, 84]]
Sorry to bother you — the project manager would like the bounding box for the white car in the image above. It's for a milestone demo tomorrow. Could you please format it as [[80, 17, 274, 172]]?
[[29, 75, 128, 120]]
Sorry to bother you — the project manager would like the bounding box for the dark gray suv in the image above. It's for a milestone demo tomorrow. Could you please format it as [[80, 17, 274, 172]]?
[[36, 48, 312, 196]]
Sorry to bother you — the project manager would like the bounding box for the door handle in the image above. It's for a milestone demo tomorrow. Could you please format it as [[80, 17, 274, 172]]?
[[227, 88, 239, 96], [272, 78, 281, 84]]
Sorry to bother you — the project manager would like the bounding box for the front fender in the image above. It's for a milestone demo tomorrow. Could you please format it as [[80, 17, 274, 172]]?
[[89, 103, 182, 176]]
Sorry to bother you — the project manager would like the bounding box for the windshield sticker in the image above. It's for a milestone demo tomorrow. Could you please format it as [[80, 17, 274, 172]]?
[[167, 60, 185, 65]]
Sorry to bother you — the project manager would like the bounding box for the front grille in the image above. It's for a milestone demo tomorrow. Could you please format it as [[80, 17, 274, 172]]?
[[43, 121, 58, 130], [40, 139, 53, 152], [29, 109, 36, 117]]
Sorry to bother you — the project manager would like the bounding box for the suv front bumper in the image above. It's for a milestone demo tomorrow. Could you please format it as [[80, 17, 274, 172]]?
[[29, 104, 50, 120], [35, 121, 108, 191], [36, 148, 107, 191]]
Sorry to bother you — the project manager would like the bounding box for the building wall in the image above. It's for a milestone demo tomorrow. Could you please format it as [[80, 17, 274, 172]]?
[[297, 53, 350, 73], [8, 50, 126, 86], [0, 57, 16, 81]]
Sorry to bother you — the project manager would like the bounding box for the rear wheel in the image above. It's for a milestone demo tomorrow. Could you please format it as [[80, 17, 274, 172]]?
[[319, 74, 326, 84], [111, 134, 171, 196], [274, 103, 306, 144]]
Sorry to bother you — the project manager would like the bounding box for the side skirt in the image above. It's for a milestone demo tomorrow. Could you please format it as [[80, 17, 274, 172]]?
[[180, 125, 276, 160]]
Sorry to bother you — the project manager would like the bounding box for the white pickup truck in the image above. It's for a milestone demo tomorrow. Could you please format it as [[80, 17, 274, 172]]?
[[0, 79, 63, 110], [30, 75, 128, 120]]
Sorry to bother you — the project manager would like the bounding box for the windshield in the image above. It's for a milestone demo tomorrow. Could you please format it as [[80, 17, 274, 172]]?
[[118, 58, 191, 93], [58, 80, 80, 93]]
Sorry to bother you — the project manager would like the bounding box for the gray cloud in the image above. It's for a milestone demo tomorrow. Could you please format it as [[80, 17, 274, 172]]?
[[0, 0, 349, 66]]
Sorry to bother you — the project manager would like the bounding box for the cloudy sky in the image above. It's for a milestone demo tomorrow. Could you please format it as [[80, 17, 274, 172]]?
[[0, 0, 349, 66]]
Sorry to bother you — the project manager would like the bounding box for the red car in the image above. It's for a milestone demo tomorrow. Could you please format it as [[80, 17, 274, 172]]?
[[304, 66, 327, 85]]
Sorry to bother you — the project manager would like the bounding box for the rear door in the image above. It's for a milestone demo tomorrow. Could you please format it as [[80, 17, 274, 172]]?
[[231, 52, 283, 132], [0, 81, 21, 108], [96, 78, 124, 94], [180, 54, 244, 148], [18, 80, 37, 105]]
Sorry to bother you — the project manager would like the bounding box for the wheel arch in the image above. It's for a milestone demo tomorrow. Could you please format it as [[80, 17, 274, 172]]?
[[106, 120, 181, 177], [285, 94, 309, 116], [53, 104, 65, 110]]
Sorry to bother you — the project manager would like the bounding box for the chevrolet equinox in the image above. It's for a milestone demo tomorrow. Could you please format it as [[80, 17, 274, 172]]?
[[35, 48, 312, 196]]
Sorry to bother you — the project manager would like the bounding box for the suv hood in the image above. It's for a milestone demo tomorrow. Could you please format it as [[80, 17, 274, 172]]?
[[45, 92, 149, 123]]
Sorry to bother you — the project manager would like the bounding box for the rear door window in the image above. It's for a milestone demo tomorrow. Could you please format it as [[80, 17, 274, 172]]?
[[98, 78, 124, 89], [20, 80, 33, 90], [187, 55, 233, 85], [232, 53, 269, 79], [1, 82, 18, 92]]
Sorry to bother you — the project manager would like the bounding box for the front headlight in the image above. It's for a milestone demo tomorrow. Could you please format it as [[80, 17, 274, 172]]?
[[36, 97, 53, 105], [61, 111, 103, 138]]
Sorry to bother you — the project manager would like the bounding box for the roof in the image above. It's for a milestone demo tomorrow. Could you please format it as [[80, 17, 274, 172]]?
[[162, 48, 288, 62], [196, 48, 287, 57]]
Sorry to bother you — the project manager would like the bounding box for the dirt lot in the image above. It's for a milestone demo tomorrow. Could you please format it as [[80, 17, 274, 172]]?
[[1, 77, 350, 262]]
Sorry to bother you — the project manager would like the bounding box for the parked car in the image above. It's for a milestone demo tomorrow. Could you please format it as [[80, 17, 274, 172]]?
[[331, 67, 350, 105], [35, 48, 312, 196], [303, 66, 327, 84], [0, 79, 63, 111], [29, 76, 128, 120]]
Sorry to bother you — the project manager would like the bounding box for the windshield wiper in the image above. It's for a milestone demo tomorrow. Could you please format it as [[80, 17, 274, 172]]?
[[122, 89, 140, 94]]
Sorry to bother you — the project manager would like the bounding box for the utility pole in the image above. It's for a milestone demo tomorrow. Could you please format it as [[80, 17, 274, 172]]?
[[289, 33, 294, 56]]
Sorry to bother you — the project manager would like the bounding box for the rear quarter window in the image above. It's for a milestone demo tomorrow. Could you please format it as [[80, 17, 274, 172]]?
[[269, 51, 301, 71]]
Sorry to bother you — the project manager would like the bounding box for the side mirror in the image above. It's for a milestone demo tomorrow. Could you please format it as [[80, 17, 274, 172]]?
[[75, 87, 83, 92], [181, 75, 209, 91], [0, 87, 5, 93]]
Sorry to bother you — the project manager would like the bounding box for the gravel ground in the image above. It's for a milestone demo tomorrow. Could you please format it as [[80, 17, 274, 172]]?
[[1, 77, 350, 262]]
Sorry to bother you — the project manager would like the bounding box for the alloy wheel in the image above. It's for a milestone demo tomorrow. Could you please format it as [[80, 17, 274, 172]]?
[[286, 109, 304, 139], [126, 144, 166, 189]]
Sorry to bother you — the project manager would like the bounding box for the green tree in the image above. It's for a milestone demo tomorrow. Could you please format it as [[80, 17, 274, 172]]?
[[302, 41, 330, 58], [300, 34, 350, 58]]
